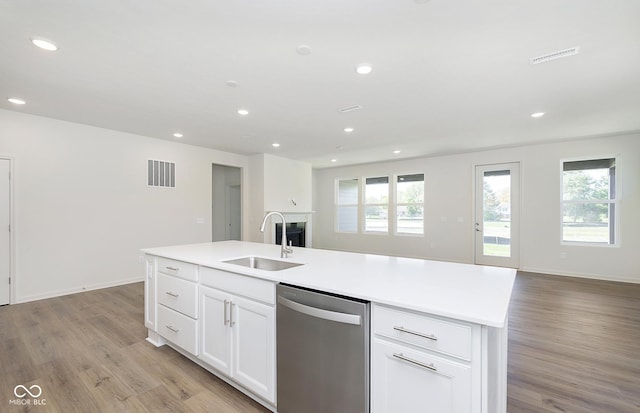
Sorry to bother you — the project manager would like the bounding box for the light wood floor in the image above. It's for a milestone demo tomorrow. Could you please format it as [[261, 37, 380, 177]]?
[[0, 272, 638, 412], [0, 283, 270, 413], [507, 272, 640, 412]]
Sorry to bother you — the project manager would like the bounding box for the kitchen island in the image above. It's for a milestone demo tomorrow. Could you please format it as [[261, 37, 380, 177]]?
[[143, 241, 516, 413]]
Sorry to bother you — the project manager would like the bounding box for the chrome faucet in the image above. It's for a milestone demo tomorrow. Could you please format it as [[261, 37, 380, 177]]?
[[260, 211, 294, 258]]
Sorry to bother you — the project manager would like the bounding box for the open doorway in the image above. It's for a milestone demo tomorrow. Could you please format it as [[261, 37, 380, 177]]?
[[1, 157, 11, 305], [212, 164, 242, 241]]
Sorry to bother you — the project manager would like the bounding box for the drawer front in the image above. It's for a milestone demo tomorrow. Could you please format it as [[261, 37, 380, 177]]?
[[158, 305, 198, 355], [373, 304, 473, 361], [371, 338, 472, 413], [157, 257, 198, 281], [158, 273, 198, 318], [200, 267, 275, 305]]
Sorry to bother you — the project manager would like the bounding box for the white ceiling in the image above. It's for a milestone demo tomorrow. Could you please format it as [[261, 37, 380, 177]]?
[[1, 0, 639, 168]]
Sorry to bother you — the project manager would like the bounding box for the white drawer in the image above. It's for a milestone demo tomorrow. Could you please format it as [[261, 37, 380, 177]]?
[[157, 257, 198, 281], [373, 304, 474, 361], [158, 273, 198, 318], [200, 267, 275, 305], [158, 305, 198, 355]]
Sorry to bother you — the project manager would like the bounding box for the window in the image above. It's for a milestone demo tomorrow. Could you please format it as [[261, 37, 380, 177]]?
[[396, 174, 424, 235], [562, 158, 616, 244], [364, 177, 389, 232], [335, 178, 358, 232]]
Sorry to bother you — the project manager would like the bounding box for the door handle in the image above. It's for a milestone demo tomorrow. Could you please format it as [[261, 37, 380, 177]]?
[[278, 296, 361, 325]]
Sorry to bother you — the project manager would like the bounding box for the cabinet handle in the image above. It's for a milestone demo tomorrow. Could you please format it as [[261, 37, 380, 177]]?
[[165, 325, 179, 333], [165, 266, 179, 271], [165, 291, 179, 298], [230, 302, 236, 327], [224, 300, 230, 325], [392, 353, 438, 373], [393, 326, 438, 341]]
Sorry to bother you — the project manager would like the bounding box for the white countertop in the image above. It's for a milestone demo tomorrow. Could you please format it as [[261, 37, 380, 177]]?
[[142, 241, 515, 328]]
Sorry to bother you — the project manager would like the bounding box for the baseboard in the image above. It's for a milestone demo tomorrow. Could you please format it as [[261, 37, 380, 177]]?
[[15, 276, 145, 304], [519, 267, 639, 284]]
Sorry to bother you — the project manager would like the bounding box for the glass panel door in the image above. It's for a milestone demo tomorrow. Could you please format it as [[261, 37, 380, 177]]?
[[475, 163, 520, 268]]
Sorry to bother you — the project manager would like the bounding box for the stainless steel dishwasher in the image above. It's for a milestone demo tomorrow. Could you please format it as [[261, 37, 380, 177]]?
[[276, 283, 370, 413]]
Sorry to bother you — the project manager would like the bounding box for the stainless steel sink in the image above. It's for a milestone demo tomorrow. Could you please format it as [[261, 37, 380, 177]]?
[[222, 256, 303, 271]]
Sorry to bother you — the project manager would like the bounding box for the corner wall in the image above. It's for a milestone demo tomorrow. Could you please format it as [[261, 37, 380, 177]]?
[[312, 133, 640, 283], [0, 109, 249, 302]]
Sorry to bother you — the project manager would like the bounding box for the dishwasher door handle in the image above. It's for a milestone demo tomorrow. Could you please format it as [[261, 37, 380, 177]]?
[[278, 296, 362, 325]]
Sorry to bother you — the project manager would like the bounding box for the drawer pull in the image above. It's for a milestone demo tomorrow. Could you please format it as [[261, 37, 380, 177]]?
[[165, 291, 179, 298], [230, 302, 236, 327], [393, 326, 438, 341], [393, 353, 438, 373], [165, 325, 179, 333], [165, 266, 179, 271]]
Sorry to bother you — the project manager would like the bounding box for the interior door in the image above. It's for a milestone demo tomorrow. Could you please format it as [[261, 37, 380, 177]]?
[[0, 159, 10, 305], [474, 163, 520, 268]]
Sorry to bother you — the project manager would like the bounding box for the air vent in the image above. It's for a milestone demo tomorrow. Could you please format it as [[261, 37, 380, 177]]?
[[148, 159, 175, 188], [338, 105, 363, 113], [530, 47, 580, 65]]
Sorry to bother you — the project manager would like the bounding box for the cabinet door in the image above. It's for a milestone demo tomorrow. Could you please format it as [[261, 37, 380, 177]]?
[[144, 256, 156, 330], [231, 295, 275, 403], [372, 338, 472, 413], [199, 286, 232, 376]]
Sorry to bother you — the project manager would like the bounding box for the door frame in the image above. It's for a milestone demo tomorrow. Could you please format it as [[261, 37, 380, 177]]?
[[0, 156, 14, 304], [473, 161, 521, 268]]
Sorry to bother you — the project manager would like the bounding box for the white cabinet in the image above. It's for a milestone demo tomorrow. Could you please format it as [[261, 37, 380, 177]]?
[[372, 338, 472, 413], [144, 256, 156, 330], [371, 304, 481, 413], [199, 286, 232, 374], [199, 268, 276, 404], [150, 257, 199, 355]]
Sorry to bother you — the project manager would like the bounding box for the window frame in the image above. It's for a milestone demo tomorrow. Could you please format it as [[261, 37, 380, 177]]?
[[560, 157, 618, 246], [363, 176, 390, 234], [334, 177, 360, 233], [394, 173, 425, 236]]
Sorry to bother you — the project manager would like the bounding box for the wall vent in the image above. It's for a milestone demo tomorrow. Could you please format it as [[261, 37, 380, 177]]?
[[338, 105, 363, 113], [530, 46, 580, 65], [148, 159, 176, 188]]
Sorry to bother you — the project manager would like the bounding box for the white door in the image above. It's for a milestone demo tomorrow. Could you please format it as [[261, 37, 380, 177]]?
[[231, 295, 275, 403], [371, 338, 472, 413], [0, 159, 10, 305], [199, 286, 232, 375], [474, 163, 520, 268]]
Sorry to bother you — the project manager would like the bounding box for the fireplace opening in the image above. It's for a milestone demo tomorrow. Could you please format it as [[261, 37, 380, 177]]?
[[276, 222, 306, 247]]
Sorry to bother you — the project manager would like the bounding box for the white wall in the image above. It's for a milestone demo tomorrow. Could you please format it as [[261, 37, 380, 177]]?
[[247, 153, 312, 242], [0, 109, 249, 302], [313, 133, 640, 283]]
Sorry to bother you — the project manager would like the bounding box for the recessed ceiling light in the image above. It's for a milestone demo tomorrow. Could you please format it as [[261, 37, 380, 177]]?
[[226, 80, 239, 87], [531, 112, 545, 118], [331, 159, 337, 163], [237, 109, 249, 116], [344, 127, 354, 133], [356, 64, 373, 75], [296, 44, 312, 55], [173, 132, 183, 138], [272, 143, 280, 148], [31, 37, 58, 51], [393, 150, 401, 154], [7, 97, 26, 105]]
